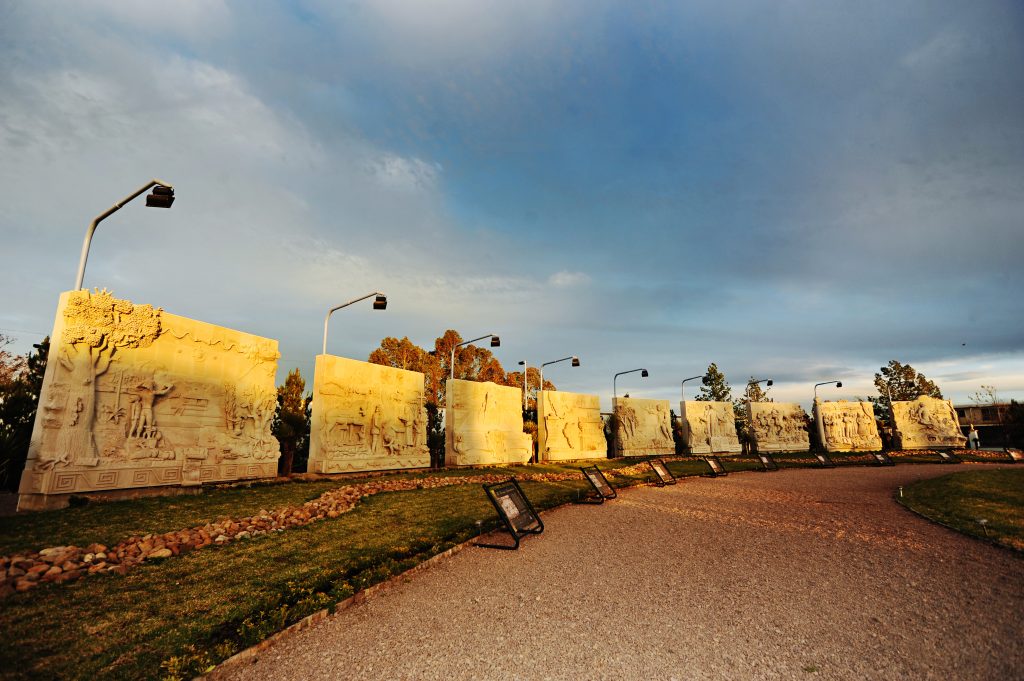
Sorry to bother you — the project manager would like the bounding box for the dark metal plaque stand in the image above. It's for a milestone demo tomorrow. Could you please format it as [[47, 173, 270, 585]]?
[[649, 458, 676, 486], [814, 452, 836, 468], [756, 453, 779, 472], [936, 450, 961, 464], [870, 451, 895, 466], [1005, 448, 1024, 463], [702, 456, 728, 477], [578, 465, 617, 503], [476, 478, 544, 550]]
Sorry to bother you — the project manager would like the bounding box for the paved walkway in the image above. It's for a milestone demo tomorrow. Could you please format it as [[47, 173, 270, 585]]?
[[224, 465, 1022, 680]]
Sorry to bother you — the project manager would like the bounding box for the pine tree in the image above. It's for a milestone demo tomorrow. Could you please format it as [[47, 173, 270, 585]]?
[[272, 368, 311, 476], [695, 363, 731, 402]]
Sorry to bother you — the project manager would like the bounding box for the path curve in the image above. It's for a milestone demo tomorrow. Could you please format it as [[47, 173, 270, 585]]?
[[221, 465, 1023, 680]]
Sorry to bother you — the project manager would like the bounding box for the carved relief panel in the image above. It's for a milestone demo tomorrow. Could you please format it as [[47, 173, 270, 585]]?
[[18, 290, 281, 511], [891, 396, 967, 449], [538, 390, 606, 462], [612, 397, 674, 457], [445, 380, 532, 466], [309, 355, 429, 473], [814, 399, 882, 452], [680, 400, 741, 454], [747, 402, 810, 453]]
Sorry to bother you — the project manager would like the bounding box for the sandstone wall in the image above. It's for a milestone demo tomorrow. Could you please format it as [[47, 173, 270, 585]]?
[[538, 390, 606, 461], [814, 399, 882, 452], [612, 397, 674, 457], [891, 396, 967, 449], [747, 402, 810, 453], [18, 289, 280, 511], [680, 400, 741, 454], [445, 380, 532, 466], [308, 355, 429, 473]]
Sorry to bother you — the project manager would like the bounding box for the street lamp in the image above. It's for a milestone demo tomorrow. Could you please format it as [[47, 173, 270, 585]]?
[[539, 356, 580, 399], [680, 375, 704, 403], [322, 292, 387, 355], [613, 368, 648, 401], [813, 380, 843, 400], [750, 378, 773, 401], [450, 334, 500, 379], [518, 360, 529, 411], [74, 178, 175, 290]]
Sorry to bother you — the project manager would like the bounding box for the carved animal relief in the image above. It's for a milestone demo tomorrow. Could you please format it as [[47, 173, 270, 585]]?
[[891, 396, 967, 449], [814, 399, 882, 452], [613, 397, 674, 457], [445, 380, 532, 466], [538, 390, 606, 461], [18, 290, 281, 511], [680, 400, 741, 454], [747, 402, 810, 453], [308, 355, 429, 473]]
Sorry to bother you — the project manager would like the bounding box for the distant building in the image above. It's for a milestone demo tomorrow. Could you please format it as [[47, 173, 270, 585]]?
[[953, 403, 1015, 446]]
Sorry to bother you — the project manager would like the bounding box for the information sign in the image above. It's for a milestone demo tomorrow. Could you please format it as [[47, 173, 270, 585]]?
[[814, 452, 836, 468], [1006, 448, 1024, 463], [649, 458, 676, 486], [936, 450, 961, 464], [870, 451, 895, 466], [476, 478, 544, 550], [702, 456, 727, 477], [579, 465, 617, 503], [757, 453, 779, 472]]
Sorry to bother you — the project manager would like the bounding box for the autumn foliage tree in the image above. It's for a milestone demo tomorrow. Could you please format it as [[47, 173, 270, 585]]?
[[872, 360, 943, 421]]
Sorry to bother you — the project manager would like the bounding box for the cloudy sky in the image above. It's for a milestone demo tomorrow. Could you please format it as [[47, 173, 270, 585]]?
[[2, 0, 1022, 411]]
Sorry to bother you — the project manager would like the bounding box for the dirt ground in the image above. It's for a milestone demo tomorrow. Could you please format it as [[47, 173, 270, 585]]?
[[222, 464, 1023, 680]]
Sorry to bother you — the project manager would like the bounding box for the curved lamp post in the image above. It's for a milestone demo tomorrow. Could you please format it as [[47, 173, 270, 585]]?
[[539, 356, 579, 399], [322, 292, 387, 355], [75, 179, 175, 290], [680, 375, 704, 403], [613, 368, 648, 401], [450, 334, 500, 379], [518, 360, 529, 411], [813, 380, 843, 400], [749, 378, 773, 401]]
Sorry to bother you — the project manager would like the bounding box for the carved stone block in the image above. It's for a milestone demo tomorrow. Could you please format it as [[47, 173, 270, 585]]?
[[308, 354, 429, 473], [747, 402, 810, 453], [445, 380, 532, 466], [891, 396, 967, 449], [538, 390, 606, 462], [814, 399, 882, 452], [17, 289, 281, 511], [680, 400, 741, 454], [612, 397, 674, 457]]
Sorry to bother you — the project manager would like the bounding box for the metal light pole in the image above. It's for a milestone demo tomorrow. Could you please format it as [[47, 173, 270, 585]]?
[[74, 179, 175, 290], [749, 378, 773, 400], [813, 380, 843, 400], [539, 355, 580, 401], [518, 360, 528, 411], [450, 334, 500, 380], [322, 292, 387, 355], [613, 368, 648, 402], [680, 375, 704, 403]]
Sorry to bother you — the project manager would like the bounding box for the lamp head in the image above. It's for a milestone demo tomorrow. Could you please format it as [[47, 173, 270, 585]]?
[[571, 356, 580, 367], [641, 369, 649, 378], [766, 379, 773, 387], [518, 360, 525, 366], [490, 335, 500, 347], [702, 374, 710, 385], [372, 294, 387, 310], [145, 185, 174, 208], [836, 381, 843, 388]]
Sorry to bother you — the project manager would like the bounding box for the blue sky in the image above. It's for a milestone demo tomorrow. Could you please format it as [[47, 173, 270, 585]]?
[[1, 0, 1023, 411]]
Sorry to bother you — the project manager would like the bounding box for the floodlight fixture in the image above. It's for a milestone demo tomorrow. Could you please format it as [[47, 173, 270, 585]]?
[[540, 355, 581, 397], [613, 368, 648, 400], [450, 334, 500, 379], [814, 380, 843, 399]]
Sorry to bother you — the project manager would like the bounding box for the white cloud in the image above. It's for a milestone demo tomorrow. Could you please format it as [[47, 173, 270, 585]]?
[[371, 154, 441, 192], [548, 270, 591, 287]]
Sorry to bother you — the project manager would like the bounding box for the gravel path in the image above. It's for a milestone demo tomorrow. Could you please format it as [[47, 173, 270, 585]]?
[[223, 465, 1023, 680]]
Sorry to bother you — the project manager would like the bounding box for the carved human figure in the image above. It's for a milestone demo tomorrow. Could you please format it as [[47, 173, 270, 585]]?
[[130, 377, 173, 439], [369, 405, 385, 455]]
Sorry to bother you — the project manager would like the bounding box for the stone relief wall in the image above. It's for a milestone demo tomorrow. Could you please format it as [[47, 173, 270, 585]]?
[[891, 396, 967, 449], [308, 355, 429, 473], [612, 397, 674, 457], [537, 390, 606, 461], [747, 402, 810, 453], [680, 400, 741, 454], [18, 289, 281, 511], [814, 399, 882, 452], [445, 379, 532, 466]]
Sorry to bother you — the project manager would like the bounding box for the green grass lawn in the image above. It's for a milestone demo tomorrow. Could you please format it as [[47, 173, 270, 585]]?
[[899, 468, 1024, 552]]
